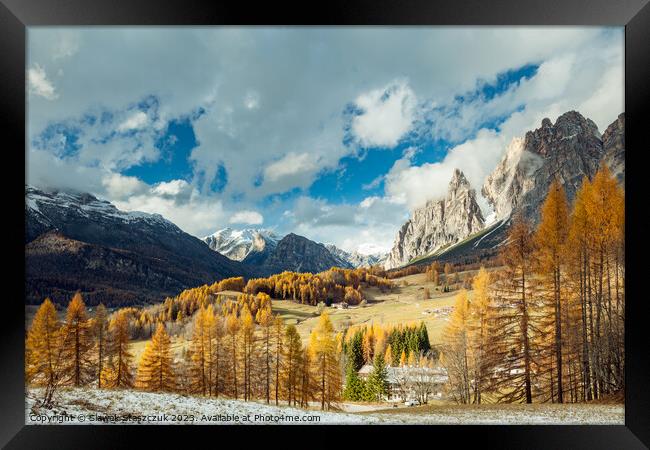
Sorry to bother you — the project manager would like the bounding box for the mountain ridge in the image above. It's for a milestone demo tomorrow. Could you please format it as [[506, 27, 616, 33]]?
[[25, 186, 250, 306]]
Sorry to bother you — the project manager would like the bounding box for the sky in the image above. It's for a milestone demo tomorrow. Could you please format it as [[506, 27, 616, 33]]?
[[26, 27, 624, 255]]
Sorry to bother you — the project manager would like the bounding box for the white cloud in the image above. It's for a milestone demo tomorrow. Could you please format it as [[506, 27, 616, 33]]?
[[229, 210, 264, 225], [264, 152, 316, 182], [117, 111, 149, 132], [287, 195, 408, 254], [385, 129, 506, 211], [28, 64, 58, 100], [361, 174, 384, 190], [25, 27, 624, 249], [112, 181, 226, 237], [352, 80, 417, 148], [101, 173, 147, 200]]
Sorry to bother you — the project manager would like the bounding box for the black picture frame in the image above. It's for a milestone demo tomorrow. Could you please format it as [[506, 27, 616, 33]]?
[[2, 0, 648, 448]]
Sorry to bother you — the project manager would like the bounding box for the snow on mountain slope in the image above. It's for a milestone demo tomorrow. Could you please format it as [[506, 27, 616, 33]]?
[[324, 244, 387, 269], [203, 228, 281, 261], [25, 185, 248, 306]]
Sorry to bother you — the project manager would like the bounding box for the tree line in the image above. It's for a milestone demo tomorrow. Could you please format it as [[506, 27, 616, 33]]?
[[26, 293, 344, 410]]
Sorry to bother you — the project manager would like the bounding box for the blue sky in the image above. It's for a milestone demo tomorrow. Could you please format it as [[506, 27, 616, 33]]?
[[27, 27, 623, 253]]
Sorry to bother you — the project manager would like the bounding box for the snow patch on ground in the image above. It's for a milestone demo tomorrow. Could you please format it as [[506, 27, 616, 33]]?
[[26, 388, 378, 425], [25, 388, 624, 425]]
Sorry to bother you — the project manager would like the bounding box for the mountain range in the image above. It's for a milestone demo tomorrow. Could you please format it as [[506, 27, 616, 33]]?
[[384, 111, 625, 270], [24, 109, 625, 304], [202, 228, 387, 273]]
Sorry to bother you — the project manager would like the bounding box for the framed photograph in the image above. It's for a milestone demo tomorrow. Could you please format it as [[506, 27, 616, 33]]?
[[2, 0, 648, 447]]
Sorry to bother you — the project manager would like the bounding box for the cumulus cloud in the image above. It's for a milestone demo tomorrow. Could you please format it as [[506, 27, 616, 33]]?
[[28, 64, 58, 100], [117, 111, 149, 132], [112, 181, 226, 237], [351, 79, 417, 148], [101, 173, 147, 200], [229, 210, 264, 225], [26, 27, 623, 248], [385, 130, 506, 211], [31, 97, 164, 173], [264, 152, 317, 183], [287, 195, 408, 254]]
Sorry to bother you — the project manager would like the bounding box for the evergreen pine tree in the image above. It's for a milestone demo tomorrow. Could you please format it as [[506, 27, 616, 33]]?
[[366, 352, 389, 402]]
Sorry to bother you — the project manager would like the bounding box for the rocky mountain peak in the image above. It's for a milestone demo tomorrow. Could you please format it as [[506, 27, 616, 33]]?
[[483, 110, 622, 224], [448, 168, 470, 191], [204, 227, 280, 262], [260, 233, 344, 274], [384, 170, 485, 269]]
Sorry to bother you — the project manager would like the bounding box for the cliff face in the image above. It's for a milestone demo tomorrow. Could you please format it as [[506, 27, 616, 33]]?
[[482, 111, 619, 224], [602, 113, 625, 184], [384, 169, 485, 269]]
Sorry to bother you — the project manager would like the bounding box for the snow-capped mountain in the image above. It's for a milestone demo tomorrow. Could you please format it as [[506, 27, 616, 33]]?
[[203, 228, 281, 262], [25, 186, 248, 306], [323, 244, 387, 269]]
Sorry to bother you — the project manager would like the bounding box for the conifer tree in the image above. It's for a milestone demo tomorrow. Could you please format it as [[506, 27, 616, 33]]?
[[441, 289, 472, 404], [26, 298, 68, 406], [61, 293, 93, 386], [136, 323, 175, 392], [535, 179, 570, 403], [256, 307, 273, 403], [299, 347, 314, 408], [309, 312, 340, 410], [104, 309, 133, 388], [491, 215, 538, 403], [213, 312, 225, 397], [384, 345, 393, 367], [189, 306, 209, 395], [468, 267, 492, 404], [273, 315, 284, 405], [282, 324, 302, 405], [225, 312, 240, 398], [93, 303, 109, 388], [567, 177, 594, 400], [26, 298, 61, 385], [366, 352, 389, 401], [343, 361, 366, 401], [240, 305, 255, 401]]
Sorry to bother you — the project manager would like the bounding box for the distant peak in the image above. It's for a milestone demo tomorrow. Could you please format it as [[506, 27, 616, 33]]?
[[448, 169, 470, 190]]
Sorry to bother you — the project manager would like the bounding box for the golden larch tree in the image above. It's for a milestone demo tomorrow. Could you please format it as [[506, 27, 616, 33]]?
[[308, 311, 341, 410], [61, 293, 93, 386], [93, 303, 109, 389], [136, 323, 176, 392], [535, 179, 570, 403], [103, 309, 134, 388]]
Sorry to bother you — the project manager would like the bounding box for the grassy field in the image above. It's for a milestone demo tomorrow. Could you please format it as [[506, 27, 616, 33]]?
[[273, 272, 468, 344], [127, 271, 466, 358], [26, 270, 476, 356]]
